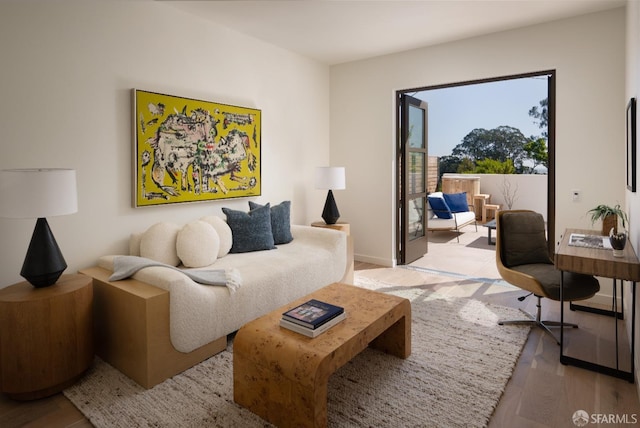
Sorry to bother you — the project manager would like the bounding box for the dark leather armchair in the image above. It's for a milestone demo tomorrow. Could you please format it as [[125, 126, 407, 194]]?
[[496, 210, 600, 344]]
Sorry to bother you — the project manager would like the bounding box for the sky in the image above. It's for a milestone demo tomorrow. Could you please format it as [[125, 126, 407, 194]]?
[[414, 76, 548, 157]]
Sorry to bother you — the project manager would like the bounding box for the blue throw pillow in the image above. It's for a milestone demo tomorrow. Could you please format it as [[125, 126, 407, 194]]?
[[249, 200, 293, 245], [443, 192, 469, 213], [427, 196, 452, 219], [222, 204, 276, 253]]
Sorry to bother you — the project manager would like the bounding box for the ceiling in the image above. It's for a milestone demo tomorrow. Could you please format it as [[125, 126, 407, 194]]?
[[163, 0, 626, 65]]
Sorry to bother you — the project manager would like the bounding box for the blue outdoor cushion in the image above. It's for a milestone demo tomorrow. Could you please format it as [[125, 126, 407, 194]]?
[[443, 192, 469, 213], [427, 196, 452, 219], [249, 200, 293, 245], [222, 203, 276, 253]]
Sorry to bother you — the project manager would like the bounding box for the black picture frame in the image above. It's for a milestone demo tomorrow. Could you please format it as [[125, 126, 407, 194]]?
[[627, 97, 636, 192]]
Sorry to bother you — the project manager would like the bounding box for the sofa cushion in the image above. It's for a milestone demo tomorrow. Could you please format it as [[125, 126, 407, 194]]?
[[176, 220, 220, 268], [222, 204, 276, 253], [427, 195, 452, 219], [139, 222, 181, 266], [249, 200, 293, 245], [443, 192, 468, 213], [200, 215, 233, 257]]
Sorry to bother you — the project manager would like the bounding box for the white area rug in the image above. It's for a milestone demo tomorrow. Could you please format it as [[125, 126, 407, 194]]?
[[64, 280, 530, 427]]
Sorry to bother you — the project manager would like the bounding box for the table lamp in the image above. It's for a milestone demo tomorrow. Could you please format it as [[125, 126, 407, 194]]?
[[0, 168, 78, 287], [315, 167, 345, 225]]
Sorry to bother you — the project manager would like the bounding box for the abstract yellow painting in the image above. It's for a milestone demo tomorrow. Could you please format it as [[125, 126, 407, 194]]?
[[133, 89, 261, 207]]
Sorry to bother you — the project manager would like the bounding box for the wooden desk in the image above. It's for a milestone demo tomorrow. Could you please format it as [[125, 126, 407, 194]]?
[[555, 229, 640, 382]]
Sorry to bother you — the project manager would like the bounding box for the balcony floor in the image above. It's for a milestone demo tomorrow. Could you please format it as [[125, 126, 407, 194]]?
[[412, 222, 499, 279]]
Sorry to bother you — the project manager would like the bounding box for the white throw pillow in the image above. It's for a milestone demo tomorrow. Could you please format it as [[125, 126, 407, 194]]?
[[139, 222, 181, 266], [176, 220, 220, 268], [200, 215, 233, 257]]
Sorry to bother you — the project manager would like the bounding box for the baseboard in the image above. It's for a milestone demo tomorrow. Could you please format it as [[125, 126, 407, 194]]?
[[354, 254, 395, 267], [575, 293, 620, 312]]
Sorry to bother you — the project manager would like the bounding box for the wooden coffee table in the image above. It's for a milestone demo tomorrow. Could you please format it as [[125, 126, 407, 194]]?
[[233, 282, 411, 428]]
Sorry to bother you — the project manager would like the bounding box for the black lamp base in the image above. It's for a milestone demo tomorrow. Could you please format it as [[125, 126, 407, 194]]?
[[322, 190, 341, 225], [20, 218, 67, 288]]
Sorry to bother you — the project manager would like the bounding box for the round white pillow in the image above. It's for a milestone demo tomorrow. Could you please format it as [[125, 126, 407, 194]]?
[[200, 215, 232, 257], [139, 222, 181, 266], [176, 220, 220, 268]]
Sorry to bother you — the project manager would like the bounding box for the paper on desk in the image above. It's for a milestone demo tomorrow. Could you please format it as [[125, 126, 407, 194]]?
[[568, 233, 612, 249]]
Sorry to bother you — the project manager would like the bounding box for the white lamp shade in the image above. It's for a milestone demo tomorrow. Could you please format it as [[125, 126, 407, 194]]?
[[0, 168, 78, 218], [315, 167, 346, 190]]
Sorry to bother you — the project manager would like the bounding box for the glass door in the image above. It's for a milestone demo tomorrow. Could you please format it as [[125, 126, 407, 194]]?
[[398, 94, 428, 264]]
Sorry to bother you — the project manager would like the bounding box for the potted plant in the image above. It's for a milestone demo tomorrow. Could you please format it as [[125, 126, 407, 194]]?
[[587, 204, 629, 256]]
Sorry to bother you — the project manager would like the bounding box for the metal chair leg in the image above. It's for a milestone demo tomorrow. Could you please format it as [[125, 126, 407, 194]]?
[[498, 296, 579, 345]]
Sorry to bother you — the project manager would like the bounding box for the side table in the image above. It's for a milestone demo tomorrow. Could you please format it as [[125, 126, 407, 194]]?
[[483, 204, 501, 223], [0, 274, 93, 400], [485, 219, 497, 245], [311, 221, 354, 284], [473, 194, 490, 221]]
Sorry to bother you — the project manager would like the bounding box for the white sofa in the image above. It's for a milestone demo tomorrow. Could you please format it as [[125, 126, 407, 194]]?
[[427, 191, 477, 241], [80, 216, 348, 389]]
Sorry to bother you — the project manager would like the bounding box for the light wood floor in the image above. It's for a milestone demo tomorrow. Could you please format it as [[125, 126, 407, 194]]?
[[357, 223, 640, 427], [2, 228, 639, 427], [356, 259, 640, 427]]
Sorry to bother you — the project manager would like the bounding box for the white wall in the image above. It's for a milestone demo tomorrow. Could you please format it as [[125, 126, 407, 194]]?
[[0, 2, 330, 287], [475, 174, 548, 221], [331, 8, 626, 266], [625, 0, 640, 390]]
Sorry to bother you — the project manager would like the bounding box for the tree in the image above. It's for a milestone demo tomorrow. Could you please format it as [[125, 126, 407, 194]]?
[[528, 98, 548, 138], [452, 126, 528, 172], [473, 158, 515, 174], [523, 137, 548, 170], [438, 155, 462, 175], [435, 155, 462, 189], [456, 157, 475, 173]]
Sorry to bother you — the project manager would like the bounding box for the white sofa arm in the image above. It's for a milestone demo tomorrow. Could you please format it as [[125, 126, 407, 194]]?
[[97, 255, 197, 294], [291, 225, 346, 249]]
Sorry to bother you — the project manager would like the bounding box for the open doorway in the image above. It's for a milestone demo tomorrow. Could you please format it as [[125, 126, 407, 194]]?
[[396, 70, 555, 265]]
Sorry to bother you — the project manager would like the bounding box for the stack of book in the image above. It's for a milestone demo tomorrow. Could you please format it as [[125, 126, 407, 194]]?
[[280, 299, 346, 338]]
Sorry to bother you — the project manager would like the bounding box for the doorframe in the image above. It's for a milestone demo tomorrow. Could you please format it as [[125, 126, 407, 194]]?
[[396, 69, 556, 258]]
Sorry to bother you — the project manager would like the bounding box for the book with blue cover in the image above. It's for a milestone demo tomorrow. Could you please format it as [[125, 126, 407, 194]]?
[[280, 312, 346, 337], [282, 299, 344, 329]]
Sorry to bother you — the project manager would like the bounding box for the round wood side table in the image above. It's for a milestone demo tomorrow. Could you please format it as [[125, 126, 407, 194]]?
[[0, 274, 93, 400]]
